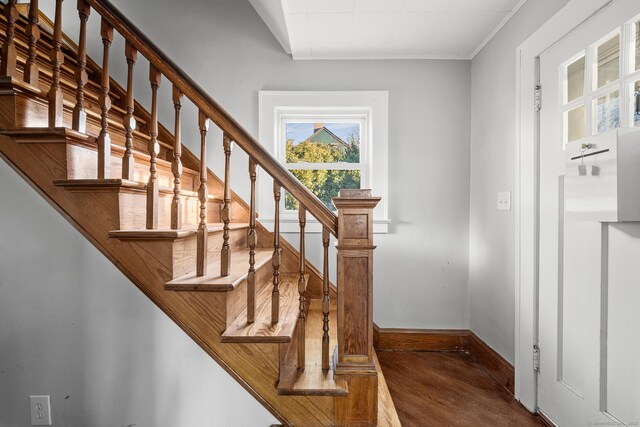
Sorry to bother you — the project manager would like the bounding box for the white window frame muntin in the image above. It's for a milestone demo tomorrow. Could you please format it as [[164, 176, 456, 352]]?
[[258, 91, 389, 233]]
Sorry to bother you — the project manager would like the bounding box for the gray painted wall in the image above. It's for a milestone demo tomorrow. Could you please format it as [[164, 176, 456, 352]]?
[[0, 161, 277, 426], [1, 0, 472, 425], [468, 0, 571, 363]]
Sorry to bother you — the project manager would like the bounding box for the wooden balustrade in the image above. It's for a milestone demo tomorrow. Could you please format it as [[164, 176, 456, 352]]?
[[171, 86, 183, 230], [196, 110, 209, 277], [24, 0, 40, 85], [221, 133, 232, 276], [96, 18, 113, 177], [322, 226, 330, 371], [48, 0, 64, 128], [247, 158, 257, 323], [271, 181, 281, 324], [297, 205, 307, 369], [146, 64, 161, 229], [0, 0, 18, 78], [122, 40, 137, 181], [72, 0, 90, 133]]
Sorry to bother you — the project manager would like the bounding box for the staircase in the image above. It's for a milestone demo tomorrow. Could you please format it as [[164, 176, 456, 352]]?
[[0, 1, 400, 426]]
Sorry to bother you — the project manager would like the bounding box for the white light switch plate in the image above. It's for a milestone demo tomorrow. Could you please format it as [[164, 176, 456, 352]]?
[[30, 395, 52, 426], [497, 191, 511, 211]]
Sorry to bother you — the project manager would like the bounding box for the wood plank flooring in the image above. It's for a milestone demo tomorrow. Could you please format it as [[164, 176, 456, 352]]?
[[377, 351, 545, 427]]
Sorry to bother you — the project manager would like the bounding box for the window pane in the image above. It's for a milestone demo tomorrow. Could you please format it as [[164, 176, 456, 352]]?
[[636, 21, 640, 72], [596, 35, 620, 88], [566, 105, 585, 143], [285, 122, 360, 164], [566, 56, 585, 103], [634, 81, 640, 127], [285, 169, 361, 211], [594, 90, 620, 134]]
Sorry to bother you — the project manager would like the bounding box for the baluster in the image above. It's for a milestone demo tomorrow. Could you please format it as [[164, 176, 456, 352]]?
[[146, 65, 161, 229], [196, 110, 209, 277], [271, 181, 281, 324], [221, 133, 232, 276], [171, 86, 183, 230], [24, 0, 40, 85], [96, 18, 113, 177], [247, 158, 257, 323], [48, 0, 64, 128], [0, 0, 18, 78], [322, 227, 330, 371], [72, 0, 90, 132], [297, 205, 307, 370], [121, 41, 137, 180]]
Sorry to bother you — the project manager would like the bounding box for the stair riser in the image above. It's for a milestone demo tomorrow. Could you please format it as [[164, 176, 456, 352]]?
[[223, 259, 275, 327], [172, 227, 249, 278]]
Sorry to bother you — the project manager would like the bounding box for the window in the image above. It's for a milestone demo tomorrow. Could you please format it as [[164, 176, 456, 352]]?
[[281, 119, 364, 211], [560, 18, 640, 144], [259, 91, 389, 233]]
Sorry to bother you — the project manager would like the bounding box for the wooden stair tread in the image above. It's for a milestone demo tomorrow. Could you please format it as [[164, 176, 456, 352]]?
[[221, 273, 305, 343], [277, 299, 348, 397], [109, 223, 249, 240], [165, 249, 272, 292], [0, 126, 94, 143], [53, 179, 223, 202]]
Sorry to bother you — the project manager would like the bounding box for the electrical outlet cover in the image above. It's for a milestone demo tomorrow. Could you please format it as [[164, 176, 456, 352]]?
[[30, 395, 52, 426]]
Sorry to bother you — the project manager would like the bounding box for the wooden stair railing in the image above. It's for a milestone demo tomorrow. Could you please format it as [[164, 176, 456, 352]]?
[[0, 1, 388, 425]]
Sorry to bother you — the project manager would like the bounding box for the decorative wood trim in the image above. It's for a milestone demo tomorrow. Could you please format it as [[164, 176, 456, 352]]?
[[373, 325, 516, 395]]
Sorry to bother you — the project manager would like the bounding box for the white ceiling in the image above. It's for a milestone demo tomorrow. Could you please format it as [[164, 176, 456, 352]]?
[[249, 0, 527, 60]]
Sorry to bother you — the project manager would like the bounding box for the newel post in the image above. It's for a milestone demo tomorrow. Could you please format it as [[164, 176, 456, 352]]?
[[332, 189, 380, 427]]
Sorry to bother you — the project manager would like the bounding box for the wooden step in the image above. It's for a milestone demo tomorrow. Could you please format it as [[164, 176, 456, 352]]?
[[277, 299, 348, 397], [165, 248, 272, 292], [109, 222, 249, 241], [0, 126, 94, 144], [221, 273, 305, 344]]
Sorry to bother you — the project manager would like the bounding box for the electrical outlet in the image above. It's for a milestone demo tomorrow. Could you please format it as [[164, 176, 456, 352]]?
[[497, 191, 511, 211], [30, 395, 52, 426]]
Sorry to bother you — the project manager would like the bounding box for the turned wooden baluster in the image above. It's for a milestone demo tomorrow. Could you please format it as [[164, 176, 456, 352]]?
[[121, 41, 137, 180], [146, 65, 161, 229], [322, 226, 330, 371], [196, 111, 210, 277], [271, 181, 281, 324], [96, 18, 113, 178], [171, 86, 183, 230], [24, 0, 40, 85], [0, 0, 18, 78], [220, 133, 233, 276], [298, 205, 307, 370], [247, 158, 257, 323], [48, 0, 64, 128], [72, 0, 90, 132]]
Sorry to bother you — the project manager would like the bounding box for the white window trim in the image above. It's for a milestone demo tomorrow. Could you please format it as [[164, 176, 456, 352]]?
[[258, 91, 389, 233]]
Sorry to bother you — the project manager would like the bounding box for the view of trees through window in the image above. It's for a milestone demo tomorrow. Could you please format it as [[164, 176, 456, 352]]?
[[284, 122, 361, 210]]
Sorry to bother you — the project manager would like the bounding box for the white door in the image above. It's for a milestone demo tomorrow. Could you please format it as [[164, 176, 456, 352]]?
[[539, 0, 640, 425]]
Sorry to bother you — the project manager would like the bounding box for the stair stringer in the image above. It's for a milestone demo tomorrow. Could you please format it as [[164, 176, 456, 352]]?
[[0, 133, 336, 426]]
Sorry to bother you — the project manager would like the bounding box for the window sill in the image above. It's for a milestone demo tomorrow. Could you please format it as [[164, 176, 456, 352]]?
[[259, 217, 390, 234]]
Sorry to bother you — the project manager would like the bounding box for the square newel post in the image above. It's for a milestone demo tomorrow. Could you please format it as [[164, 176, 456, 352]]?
[[332, 189, 381, 427]]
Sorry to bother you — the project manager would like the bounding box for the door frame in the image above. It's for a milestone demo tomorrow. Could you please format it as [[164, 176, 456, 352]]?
[[515, 0, 615, 412]]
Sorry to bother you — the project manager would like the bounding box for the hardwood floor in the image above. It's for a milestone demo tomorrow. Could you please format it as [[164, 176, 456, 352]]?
[[378, 351, 545, 427]]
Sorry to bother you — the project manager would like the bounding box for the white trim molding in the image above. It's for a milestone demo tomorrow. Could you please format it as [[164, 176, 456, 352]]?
[[258, 91, 390, 233], [515, 0, 615, 413]]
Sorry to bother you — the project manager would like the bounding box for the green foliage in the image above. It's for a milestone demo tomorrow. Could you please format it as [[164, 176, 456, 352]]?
[[285, 137, 361, 210]]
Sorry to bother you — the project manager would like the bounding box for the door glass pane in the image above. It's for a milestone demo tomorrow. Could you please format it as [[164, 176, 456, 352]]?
[[634, 81, 640, 127], [565, 105, 585, 143], [566, 56, 585, 103], [594, 90, 620, 134], [596, 34, 620, 89], [285, 122, 360, 164], [285, 169, 361, 211], [635, 21, 640, 72]]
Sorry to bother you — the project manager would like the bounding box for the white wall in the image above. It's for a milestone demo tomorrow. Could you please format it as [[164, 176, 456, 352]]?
[[0, 161, 276, 426], [468, 0, 571, 362]]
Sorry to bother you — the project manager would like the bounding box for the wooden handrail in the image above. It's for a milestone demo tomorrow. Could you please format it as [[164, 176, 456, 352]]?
[[85, 0, 338, 236]]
